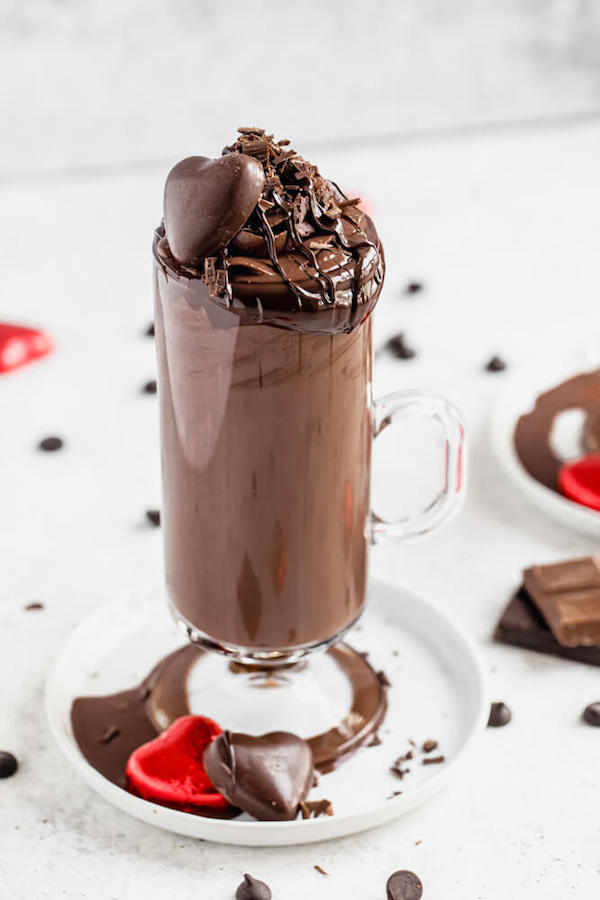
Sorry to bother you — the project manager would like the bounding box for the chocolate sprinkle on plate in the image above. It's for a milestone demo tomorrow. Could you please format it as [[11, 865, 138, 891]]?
[[377, 669, 392, 688], [235, 874, 272, 900], [485, 355, 507, 372], [299, 799, 333, 819], [488, 701, 512, 728], [142, 379, 157, 394], [582, 702, 600, 726], [38, 436, 63, 452], [422, 739, 438, 753], [404, 281, 424, 296], [313, 865, 329, 877], [422, 755, 445, 766], [386, 790, 403, 799], [99, 725, 120, 744], [0, 751, 18, 779], [368, 734, 382, 747], [24, 602, 44, 611], [146, 509, 161, 527], [386, 870, 423, 900], [145, 322, 155, 337], [386, 333, 416, 360]]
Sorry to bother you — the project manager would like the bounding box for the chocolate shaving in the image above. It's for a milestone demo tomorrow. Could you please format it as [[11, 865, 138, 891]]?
[[313, 865, 329, 876], [422, 740, 438, 754], [99, 725, 119, 744], [422, 755, 445, 766], [300, 799, 333, 819], [377, 670, 392, 688]]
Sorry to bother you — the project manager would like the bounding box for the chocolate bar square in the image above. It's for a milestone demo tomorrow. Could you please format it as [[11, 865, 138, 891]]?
[[495, 588, 600, 666], [523, 557, 600, 647]]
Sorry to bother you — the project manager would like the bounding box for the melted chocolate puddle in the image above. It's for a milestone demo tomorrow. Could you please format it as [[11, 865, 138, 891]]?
[[514, 369, 600, 491], [71, 643, 386, 815]]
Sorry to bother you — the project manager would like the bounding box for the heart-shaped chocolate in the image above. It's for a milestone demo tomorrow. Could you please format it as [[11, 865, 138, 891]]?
[[559, 454, 600, 512], [125, 715, 231, 812], [203, 731, 314, 821], [163, 154, 265, 265], [0, 323, 53, 373]]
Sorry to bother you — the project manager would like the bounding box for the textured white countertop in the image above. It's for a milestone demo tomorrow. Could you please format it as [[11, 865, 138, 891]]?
[[1, 120, 599, 898]]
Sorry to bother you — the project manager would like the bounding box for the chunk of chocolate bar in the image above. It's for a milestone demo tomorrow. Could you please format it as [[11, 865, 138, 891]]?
[[523, 557, 600, 647], [495, 588, 600, 666]]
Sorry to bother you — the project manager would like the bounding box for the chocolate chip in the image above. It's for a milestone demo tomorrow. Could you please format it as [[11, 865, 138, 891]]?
[[142, 379, 157, 394], [367, 734, 382, 747], [38, 436, 63, 452], [583, 702, 600, 726], [386, 870, 423, 900], [422, 755, 445, 765], [386, 790, 403, 799], [146, 509, 161, 527], [404, 281, 424, 296], [235, 874, 272, 900], [488, 701, 512, 727], [485, 355, 507, 372], [386, 334, 416, 360], [99, 725, 120, 744], [377, 669, 392, 688], [422, 739, 438, 753], [145, 322, 155, 337], [0, 751, 18, 778], [313, 865, 329, 877], [24, 602, 44, 611]]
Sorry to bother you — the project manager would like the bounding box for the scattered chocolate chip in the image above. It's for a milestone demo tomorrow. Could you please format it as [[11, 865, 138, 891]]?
[[386, 870, 423, 900], [38, 436, 63, 452], [386, 333, 416, 360], [0, 751, 18, 778], [421, 739, 438, 753], [142, 379, 157, 395], [408, 739, 416, 748], [394, 750, 413, 764], [146, 509, 161, 527], [583, 702, 600, 726], [99, 725, 120, 744], [415, 840, 423, 846], [313, 865, 329, 877], [145, 322, 155, 338], [235, 874, 272, 900], [485, 355, 507, 373], [24, 602, 44, 611], [390, 761, 410, 779], [422, 755, 445, 766], [377, 669, 392, 688], [488, 702, 512, 728], [386, 790, 403, 799], [404, 281, 424, 296], [367, 734, 382, 747], [299, 799, 333, 819]]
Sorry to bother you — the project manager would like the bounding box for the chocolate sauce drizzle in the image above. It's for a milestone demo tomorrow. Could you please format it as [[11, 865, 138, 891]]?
[[155, 127, 385, 334]]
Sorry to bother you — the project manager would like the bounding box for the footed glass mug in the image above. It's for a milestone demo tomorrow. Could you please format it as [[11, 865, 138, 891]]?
[[153, 241, 465, 749]]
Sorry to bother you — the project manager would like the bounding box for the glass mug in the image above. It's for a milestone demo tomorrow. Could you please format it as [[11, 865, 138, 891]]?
[[154, 240, 465, 666]]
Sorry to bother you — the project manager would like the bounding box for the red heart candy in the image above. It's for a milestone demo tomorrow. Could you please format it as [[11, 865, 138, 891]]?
[[558, 454, 600, 512], [0, 323, 54, 373], [125, 715, 230, 811]]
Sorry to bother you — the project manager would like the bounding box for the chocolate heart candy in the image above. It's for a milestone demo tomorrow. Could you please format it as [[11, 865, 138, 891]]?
[[203, 731, 314, 821], [163, 154, 265, 265], [125, 715, 230, 812], [559, 453, 600, 512]]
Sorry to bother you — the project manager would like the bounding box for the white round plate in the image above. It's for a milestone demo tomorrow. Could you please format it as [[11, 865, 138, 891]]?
[[491, 356, 600, 537], [46, 577, 486, 847]]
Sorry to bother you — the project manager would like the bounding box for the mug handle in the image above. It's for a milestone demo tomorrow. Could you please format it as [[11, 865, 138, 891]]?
[[370, 390, 466, 544]]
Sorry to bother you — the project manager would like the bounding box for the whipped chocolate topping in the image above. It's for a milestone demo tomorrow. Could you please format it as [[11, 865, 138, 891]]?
[[156, 127, 384, 334], [514, 369, 600, 491], [203, 730, 314, 821]]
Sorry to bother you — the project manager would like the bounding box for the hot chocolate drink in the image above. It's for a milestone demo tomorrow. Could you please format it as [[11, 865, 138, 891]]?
[[154, 128, 385, 655]]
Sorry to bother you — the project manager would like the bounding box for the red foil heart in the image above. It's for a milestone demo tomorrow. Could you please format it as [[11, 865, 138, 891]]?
[[125, 715, 230, 812], [558, 454, 600, 512], [0, 323, 54, 373]]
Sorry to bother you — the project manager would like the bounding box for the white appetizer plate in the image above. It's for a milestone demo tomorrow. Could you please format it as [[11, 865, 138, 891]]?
[[491, 357, 600, 537], [46, 577, 487, 846]]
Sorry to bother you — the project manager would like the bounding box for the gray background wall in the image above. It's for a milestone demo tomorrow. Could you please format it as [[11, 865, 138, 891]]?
[[1, 0, 600, 175]]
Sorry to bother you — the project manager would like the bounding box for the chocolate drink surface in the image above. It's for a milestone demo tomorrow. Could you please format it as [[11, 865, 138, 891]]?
[[154, 128, 385, 653]]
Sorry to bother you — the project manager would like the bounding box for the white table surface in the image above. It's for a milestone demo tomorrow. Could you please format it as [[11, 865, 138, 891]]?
[[1, 120, 599, 898]]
